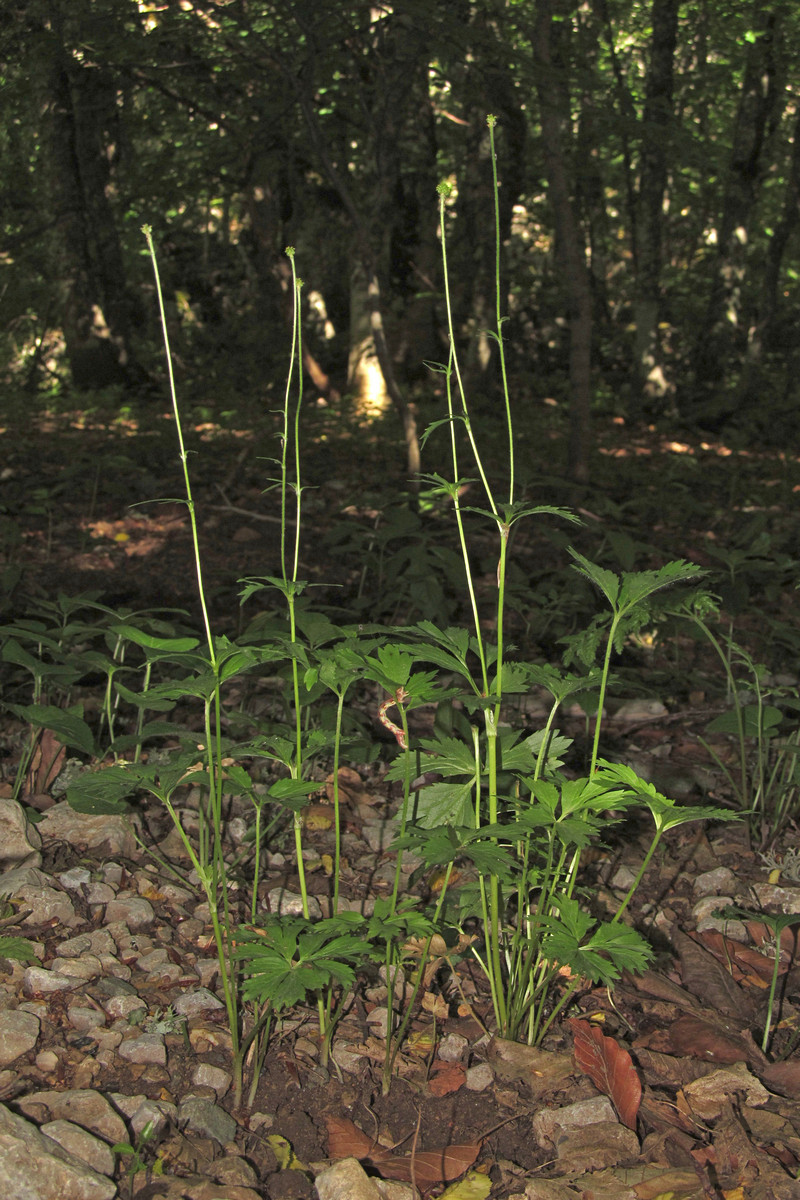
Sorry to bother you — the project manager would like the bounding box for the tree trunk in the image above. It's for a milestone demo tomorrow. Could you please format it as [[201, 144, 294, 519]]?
[[739, 107, 800, 406], [46, 37, 144, 389], [634, 0, 679, 411], [286, 45, 421, 488], [244, 147, 340, 403], [693, 7, 783, 404], [533, 0, 594, 483]]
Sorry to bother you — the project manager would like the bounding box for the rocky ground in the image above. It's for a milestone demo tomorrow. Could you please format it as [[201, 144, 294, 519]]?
[[2, 746, 800, 1200]]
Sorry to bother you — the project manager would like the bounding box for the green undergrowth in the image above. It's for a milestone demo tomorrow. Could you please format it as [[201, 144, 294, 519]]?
[[0, 119, 797, 1108]]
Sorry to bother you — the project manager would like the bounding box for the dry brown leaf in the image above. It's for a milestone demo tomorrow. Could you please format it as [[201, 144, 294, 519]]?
[[326, 1117, 480, 1187], [665, 1014, 751, 1065], [422, 991, 449, 1019], [428, 1062, 466, 1096], [325, 1116, 393, 1165], [696, 929, 782, 987], [486, 1036, 574, 1091], [758, 1058, 800, 1100], [570, 1018, 642, 1130], [379, 1141, 482, 1186], [676, 930, 756, 1021], [325, 766, 363, 806], [24, 727, 66, 800]]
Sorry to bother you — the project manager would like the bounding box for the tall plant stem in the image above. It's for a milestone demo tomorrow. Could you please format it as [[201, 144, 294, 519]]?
[[142, 226, 242, 1098]]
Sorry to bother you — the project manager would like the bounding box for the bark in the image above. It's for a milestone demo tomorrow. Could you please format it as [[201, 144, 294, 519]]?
[[283, 33, 421, 489], [533, 0, 593, 483], [634, 0, 679, 409], [694, 7, 784, 399], [244, 147, 340, 403], [46, 31, 144, 389], [739, 107, 800, 406], [594, 0, 639, 269]]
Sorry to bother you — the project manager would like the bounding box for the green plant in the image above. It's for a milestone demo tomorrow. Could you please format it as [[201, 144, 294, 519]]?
[[374, 117, 738, 1046], [112, 1119, 164, 1194], [677, 594, 800, 846], [0, 122, 758, 1110], [718, 904, 800, 1054]]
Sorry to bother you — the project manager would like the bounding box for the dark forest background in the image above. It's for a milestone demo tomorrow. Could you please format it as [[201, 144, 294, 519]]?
[[2, 0, 799, 482]]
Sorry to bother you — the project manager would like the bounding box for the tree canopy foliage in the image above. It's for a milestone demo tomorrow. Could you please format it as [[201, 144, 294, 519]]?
[[3, 0, 799, 471]]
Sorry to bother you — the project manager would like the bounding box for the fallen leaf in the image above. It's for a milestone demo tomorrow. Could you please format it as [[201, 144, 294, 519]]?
[[266, 1133, 312, 1176], [24, 726, 66, 799], [664, 1014, 751, 1065], [428, 1062, 466, 1096], [570, 1018, 642, 1130], [676, 930, 756, 1020], [422, 990, 449, 1019], [325, 766, 363, 806], [324, 1117, 393, 1166], [380, 1141, 482, 1186], [326, 1117, 480, 1186], [696, 929, 782, 986], [759, 1058, 800, 1099], [487, 1036, 574, 1092]]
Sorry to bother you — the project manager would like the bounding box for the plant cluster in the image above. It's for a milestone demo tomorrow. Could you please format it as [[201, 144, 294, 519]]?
[[1, 124, 794, 1110]]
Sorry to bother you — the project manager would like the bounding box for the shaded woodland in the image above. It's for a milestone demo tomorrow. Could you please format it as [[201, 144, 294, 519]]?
[[3, 9, 800, 1199], [3, 0, 800, 481]]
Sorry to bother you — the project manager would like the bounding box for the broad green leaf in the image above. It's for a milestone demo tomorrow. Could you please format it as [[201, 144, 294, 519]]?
[[113, 680, 176, 711], [7, 704, 95, 757], [412, 780, 476, 828], [66, 764, 144, 813], [707, 705, 783, 737], [109, 624, 200, 653], [0, 935, 40, 963]]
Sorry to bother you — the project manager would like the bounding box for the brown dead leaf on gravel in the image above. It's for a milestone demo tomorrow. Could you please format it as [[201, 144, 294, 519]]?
[[325, 1115, 481, 1186], [659, 1014, 754, 1064], [570, 1018, 642, 1130], [675, 929, 758, 1020]]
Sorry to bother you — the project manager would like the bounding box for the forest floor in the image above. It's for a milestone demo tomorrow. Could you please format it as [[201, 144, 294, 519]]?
[[1, 391, 800, 1199]]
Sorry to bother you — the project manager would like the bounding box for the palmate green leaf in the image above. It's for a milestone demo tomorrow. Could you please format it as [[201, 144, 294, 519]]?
[[364, 896, 433, 946], [568, 550, 620, 607], [365, 645, 416, 690], [385, 734, 477, 782], [236, 917, 368, 1008], [615, 560, 704, 612], [0, 935, 40, 963], [411, 781, 476, 828], [500, 502, 582, 529], [415, 622, 470, 662], [410, 642, 474, 683], [393, 824, 515, 881], [593, 759, 740, 831], [267, 778, 318, 811], [540, 897, 652, 985], [587, 924, 654, 973], [392, 823, 468, 865], [523, 729, 572, 772], [521, 662, 600, 703], [497, 730, 537, 774]]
